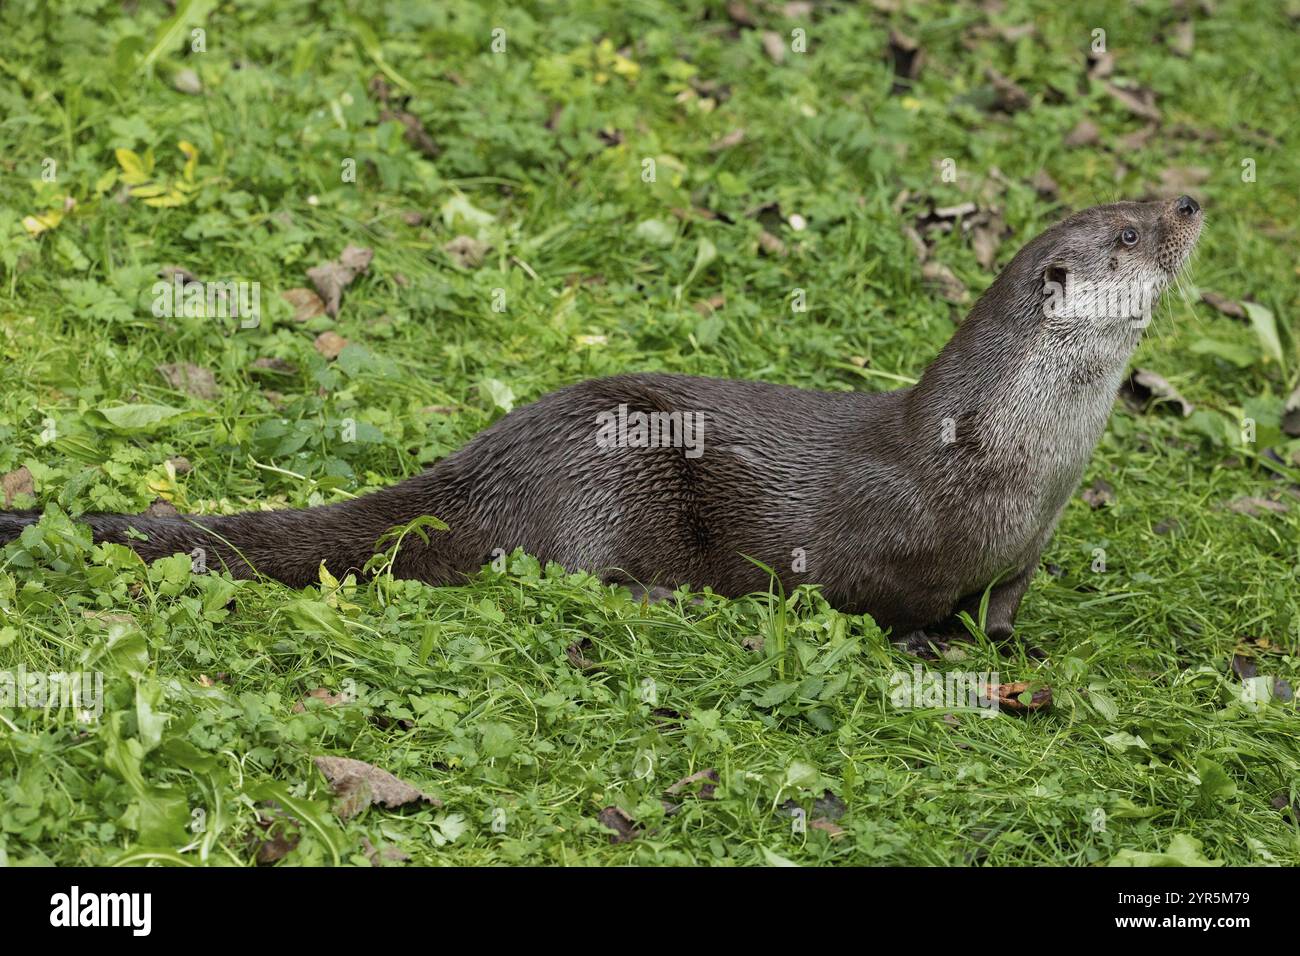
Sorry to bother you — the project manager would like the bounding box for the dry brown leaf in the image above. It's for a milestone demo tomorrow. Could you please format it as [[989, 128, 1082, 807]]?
[[306, 245, 374, 317], [1225, 497, 1290, 517], [1105, 82, 1161, 122], [1120, 369, 1194, 417], [995, 682, 1052, 712], [566, 639, 598, 671], [1283, 384, 1300, 438], [970, 220, 1003, 271], [293, 687, 348, 713], [1087, 50, 1115, 80], [665, 768, 719, 799], [156, 362, 220, 400], [1081, 478, 1115, 510], [1030, 170, 1058, 199], [761, 31, 786, 64], [1118, 124, 1158, 151], [313, 755, 441, 820], [2, 466, 34, 507], [986, 68, 1029, 112], [250, 356, 298, 375], [1170, 21, 1195, 56], [360, 837, 411, 866], [757, 229, 787, 257], [443, 235, 490, 269], [693, 294, 726, 316], [922, 260, 968, 304], [596, 806, 640, 844], [251, 806, 301, 864], [726, 0, 757, 27], [1064, 119, 1100, 147], [142, 498, 179, 518], [380, 108, 440, 159], [313, 331, 348, 360], [282, 287, 326, 322], [708, 128, 746, 152], [810, 818, 846, 839], [1158, 166, 1210, 197], [1199, 291, 1246, 320]]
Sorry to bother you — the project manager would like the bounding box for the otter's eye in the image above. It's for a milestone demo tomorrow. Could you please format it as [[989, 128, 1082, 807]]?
[[1120, 228, 1139, 246]]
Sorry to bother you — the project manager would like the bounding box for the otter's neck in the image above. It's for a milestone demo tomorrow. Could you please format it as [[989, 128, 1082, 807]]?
[[907, 300, 1140, 481]]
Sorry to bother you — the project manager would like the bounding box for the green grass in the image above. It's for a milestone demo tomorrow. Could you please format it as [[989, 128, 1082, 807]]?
[[0, 0, 1297, 866]]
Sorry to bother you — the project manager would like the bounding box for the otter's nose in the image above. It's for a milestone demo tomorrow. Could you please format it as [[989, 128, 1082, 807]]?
[[1175, 195, 1200, 217]]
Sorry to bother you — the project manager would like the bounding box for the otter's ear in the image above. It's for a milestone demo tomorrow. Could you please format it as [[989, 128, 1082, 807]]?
[[1042, 263, 1068, 289]]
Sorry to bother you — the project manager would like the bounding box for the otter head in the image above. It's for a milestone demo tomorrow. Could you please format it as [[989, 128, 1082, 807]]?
[[1037, 195, 1203, 333]]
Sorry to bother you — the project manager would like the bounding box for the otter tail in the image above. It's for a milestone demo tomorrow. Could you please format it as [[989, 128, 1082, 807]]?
[[0, 477, 451, 588]]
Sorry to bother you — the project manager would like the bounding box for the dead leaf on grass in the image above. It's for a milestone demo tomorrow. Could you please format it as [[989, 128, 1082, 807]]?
[[313, 755, 442, 820], [306, 245, 374, 317]]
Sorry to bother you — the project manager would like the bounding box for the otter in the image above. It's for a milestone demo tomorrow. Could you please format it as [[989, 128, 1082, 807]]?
[[0, 197, 1203, 650]]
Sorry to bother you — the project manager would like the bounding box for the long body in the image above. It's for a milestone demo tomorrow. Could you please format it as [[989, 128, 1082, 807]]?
[[0, 197, 1204, 642]]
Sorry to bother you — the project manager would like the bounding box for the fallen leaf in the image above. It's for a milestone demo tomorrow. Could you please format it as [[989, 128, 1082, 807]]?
[[931, 202, 977, 220], [250, 356, 297, 374], [251, 806, 301, 864], [172, 68, 202, 95], [922, 260, 968, 304], [566, 639, 598, 671], [142, 498, 179, 518], [1105, 82, 1161, 122], [360, 837, 411, 866], [810, 818, 846, 839], [1118, 124, 1158, 151], [726, 1, 757, 26], [707, 128, 746, 152], [761, 31, 786, 64], [1158, 166, 1210, 197], [2, 466, 34, 506], [1200, 290, 1246, 320], [1225, 496, 1290, 517], [986, 68, 1029, 112], [156, 362, 220, 400], [314, 331, 348, 360], [443, 235, 490, 269], [1120, 369, 1194, 417], [282, 287, 326, 322], [1064, 119, 1100, 148], [1030, 170, 1058, 199], [596, 806, 640, 844], [306, 245, 374, 317], [970, 219, 1004, 270], [693, 294, 726, 316], [380, 108, 440, 159], [312, 755, 441, 820], [995, 682, 1052, 712], [1283, 385, 1300, 438], [1231, 654, 1258, 680], [1081, 478, 1115, 509], [293, 687, 348, 713], [665, 768, 719, 799], [757, 229, 787, 257], [1087, 50, 1115, 80], [159, 264, 199, 284]]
